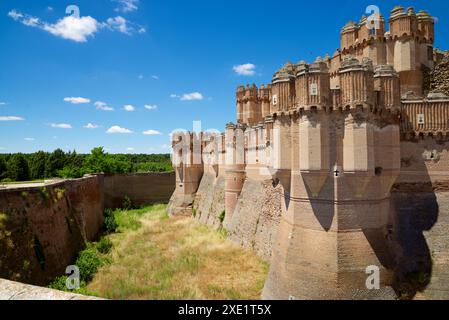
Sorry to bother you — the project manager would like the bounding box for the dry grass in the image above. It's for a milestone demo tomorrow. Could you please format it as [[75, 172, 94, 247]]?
[[87, 204, 269, 300]]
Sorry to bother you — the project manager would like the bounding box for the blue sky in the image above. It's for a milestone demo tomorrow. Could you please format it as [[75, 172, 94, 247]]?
[[0, 0, 448, 154]]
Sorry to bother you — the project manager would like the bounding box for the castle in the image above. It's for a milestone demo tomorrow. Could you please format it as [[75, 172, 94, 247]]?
[[168, 6, 449, 300]]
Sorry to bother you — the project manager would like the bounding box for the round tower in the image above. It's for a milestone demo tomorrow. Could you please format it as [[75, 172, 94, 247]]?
[[339, 57, 375, 109], [236, 86, 245, 124], [374, 65, 401, 111], [271, 62, 296, 113]]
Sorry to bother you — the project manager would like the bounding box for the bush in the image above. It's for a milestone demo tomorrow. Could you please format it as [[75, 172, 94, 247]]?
[[122, 196, 133, 210], [219, 210, 226, 224], [96, 237, 113, 254], [76, 245, 104, 282], [104, 209, 118, 234]]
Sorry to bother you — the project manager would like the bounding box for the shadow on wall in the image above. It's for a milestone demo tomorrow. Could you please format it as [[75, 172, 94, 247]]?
[[390, 114, 441, 299]]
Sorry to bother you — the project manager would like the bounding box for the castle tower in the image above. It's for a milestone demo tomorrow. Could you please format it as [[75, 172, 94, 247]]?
[[260, 84, 271, 119], [339, 57, 375, 108], [168, 131, 204, 215], [263, 57, 401, 300], [417, 10, 435, 70], [242, 84, 262, 126], [271, 62, 296, 113], [236, 86, 245, 124], [340, 21, 359, 52], [374, 65, 401, 110], [388, 6, 423, 96], [295, 58, 331, 110], [224, 123, 246, 221]]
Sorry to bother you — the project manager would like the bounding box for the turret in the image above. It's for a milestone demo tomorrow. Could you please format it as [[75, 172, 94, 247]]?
[[236, 86, 245, 124], [417, 10, 434, 43], [389, 6, 418, 38], [295, 58, 331, 110], [242, 84, 262, 126], [374, 65, 401, 111], [259, 84, 271, 119], [340, 21, 359, 51], [271, 62, 296, 113], [339, 57, 375, 109]]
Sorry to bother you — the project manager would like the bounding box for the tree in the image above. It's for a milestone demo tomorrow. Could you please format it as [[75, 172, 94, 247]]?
[[83, 147, 109, 174], [7, 153, 30, 181], [0, 157, 7, 180], [45, 149, 66, 178], [29, 151, 47, 180]]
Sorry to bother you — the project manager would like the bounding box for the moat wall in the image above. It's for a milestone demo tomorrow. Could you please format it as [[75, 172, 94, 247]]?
[[0, 172, 175, 286], [103, 172, 175, 208]]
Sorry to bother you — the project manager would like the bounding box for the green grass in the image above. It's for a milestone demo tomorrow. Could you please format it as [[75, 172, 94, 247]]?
[[87, 204, 268, 300]]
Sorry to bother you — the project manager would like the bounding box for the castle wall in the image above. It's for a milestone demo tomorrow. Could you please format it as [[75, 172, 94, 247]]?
[[391, 139, 449, 300], [103, 172, 175, 208], [224, 178, 283, 261], [0, 176, 104, 286], [193, 172, 225, 229]]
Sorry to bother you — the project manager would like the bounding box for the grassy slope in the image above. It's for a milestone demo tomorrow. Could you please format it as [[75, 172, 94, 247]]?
[[87, 205, 269, 300]]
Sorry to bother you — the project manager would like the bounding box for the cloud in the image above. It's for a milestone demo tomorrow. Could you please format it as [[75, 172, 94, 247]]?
[[8, 9, 145, 42], [123, 104, 135, 112], [233, 63, 256, 76], [51, 123, 72, 129], [138, 74, 144, 80], [95, 101, 114, 111], [142, 129, 162, 135], [144, 104, 157, 110], [126, 147, 135, 151], [0, 116, 25, 121], [84, 123, 99, 129], [113, 0, 139, 13], [171, 92, 204, 101], [107, 126, 132, 134], [151, 75, 159, 80], [0, 102, 7, 106], [64, 97, 91, 104], [24, 138, 35, 141], [106, 16, 145, 35]]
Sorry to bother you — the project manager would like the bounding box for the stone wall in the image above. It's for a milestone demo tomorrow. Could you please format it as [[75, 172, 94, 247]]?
[[0, 279, 100, 300], [0, 172, 175, 287], [103, 172, 175, 208], [0, 176, 104, 286], [225, 179, 283, 261]]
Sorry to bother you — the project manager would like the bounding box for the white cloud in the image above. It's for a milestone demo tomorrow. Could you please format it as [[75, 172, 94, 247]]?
[[51, 123, 72, 129], [47, 7, 54, 12], [113, 0, 139, 13], [106, 16, 145, 35], [0, 102, 7, 106], [24, 138, 35, 141], [107, 126, 132, 134], [84, 123, 99, 129], [95, 101, 114, 111], [106, 16, 131, 34], [233, 63, 256, 76], [0, 116, 25, 121], [144, 104, 157, 110], [138, 74, 144, 80], [142, 129, 162, 135], [8, 10, 23, 21], [181, 92, 204, 101], [123, 104, 135, 112], [151, 75, 159, 80], [9, 9, 145, 42], [126, 147, 135, 151], [64, 97, 91, 104], [171, 92, 204, 101]]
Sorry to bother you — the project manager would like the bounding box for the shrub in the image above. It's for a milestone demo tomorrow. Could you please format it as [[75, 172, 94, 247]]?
[[104, 209, 118, 234], [122, 196, 133, 210], [96, 237, 113, 254], [76, 245, 104, 282], [219, 210, 226, 224]]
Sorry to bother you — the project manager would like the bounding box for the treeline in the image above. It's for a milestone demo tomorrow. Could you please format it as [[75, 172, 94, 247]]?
[[0, 147, 173, 182]]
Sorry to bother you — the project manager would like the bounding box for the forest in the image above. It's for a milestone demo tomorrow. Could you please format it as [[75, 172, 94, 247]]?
[[0, 147, 173, 182]]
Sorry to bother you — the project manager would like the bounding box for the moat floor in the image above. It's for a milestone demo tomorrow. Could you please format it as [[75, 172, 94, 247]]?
[[87, 204, 268, 300]]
